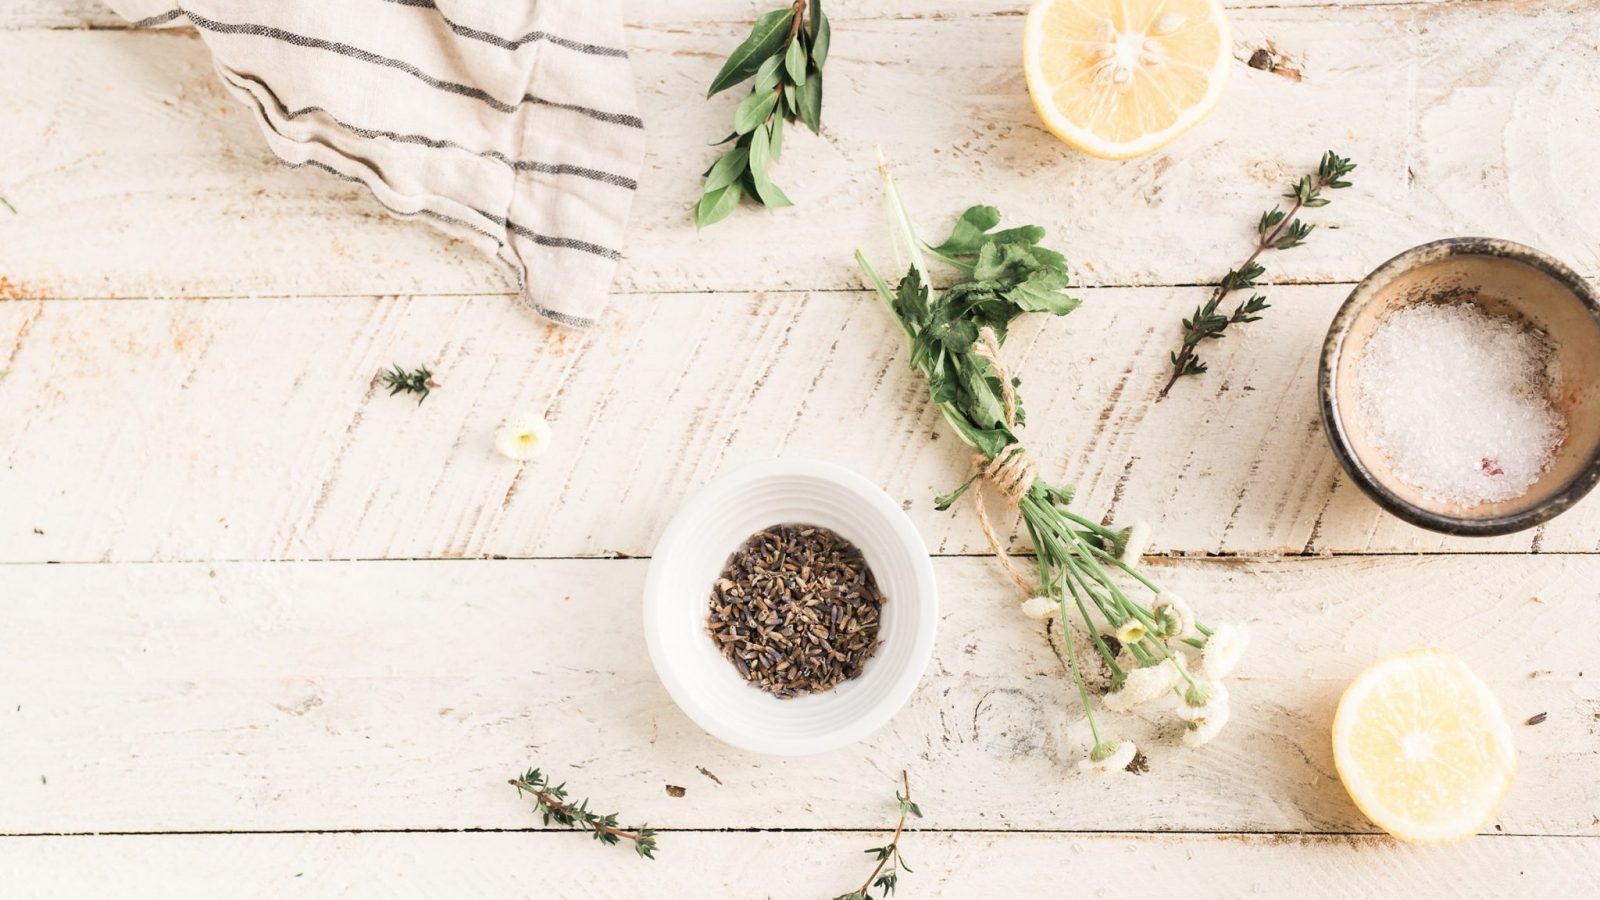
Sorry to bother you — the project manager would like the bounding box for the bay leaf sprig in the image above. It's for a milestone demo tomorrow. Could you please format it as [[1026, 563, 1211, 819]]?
[[1158, 150, 1356, 398], [833, 771, 921, 900], [696, 0, 830, 228], [509, 767, 659, 859]]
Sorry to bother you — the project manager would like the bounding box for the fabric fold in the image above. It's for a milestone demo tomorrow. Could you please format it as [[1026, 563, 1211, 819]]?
[[109, 0, 646, 327]]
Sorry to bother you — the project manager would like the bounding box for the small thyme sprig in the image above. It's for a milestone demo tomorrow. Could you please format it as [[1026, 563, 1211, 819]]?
[[0, 195, 16, 215], [380, 363, 435, 404], [1159, 150, 1356, 398], [509, 768, 659, 860], [834, 771, 921, 900], [696, 0, 830, 227]]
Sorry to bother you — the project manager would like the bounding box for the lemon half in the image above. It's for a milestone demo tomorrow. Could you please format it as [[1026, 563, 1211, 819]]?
[[1023, 0, 1232, 160], [1332, 649, 1517, 845]]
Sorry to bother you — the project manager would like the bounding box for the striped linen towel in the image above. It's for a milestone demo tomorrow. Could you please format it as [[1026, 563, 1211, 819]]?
[[109, 0, 646, 327]]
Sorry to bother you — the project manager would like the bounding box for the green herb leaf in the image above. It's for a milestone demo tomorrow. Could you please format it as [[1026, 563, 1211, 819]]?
[[810, 7, 831, 67], [797, 67, 823, 133], [754, 53, 784, 94], [785, 35, 808, 85], [703, 146, 750, 193], [734, 88, 780, 135], [707, 8, 795, 96], [747, 125, 793, 209], [695, 181, 743, 229], [769, 115, 785, 162], [929, 205, 1002, 258]]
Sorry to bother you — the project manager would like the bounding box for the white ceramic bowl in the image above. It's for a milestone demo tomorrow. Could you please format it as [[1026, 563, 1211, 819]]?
[[642, 459, 938, 756]]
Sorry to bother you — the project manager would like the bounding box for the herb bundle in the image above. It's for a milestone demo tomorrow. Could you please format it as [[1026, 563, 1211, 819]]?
[[834, 771, 921, 900], [510, 767, 658, 859], [696, 0, 830, 228], [1159, 151, 1356, 398], [857, 154, 1249, 770]]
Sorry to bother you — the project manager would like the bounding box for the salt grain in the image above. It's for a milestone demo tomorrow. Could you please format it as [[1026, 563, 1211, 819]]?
[[1355, 300, 1564, 505]]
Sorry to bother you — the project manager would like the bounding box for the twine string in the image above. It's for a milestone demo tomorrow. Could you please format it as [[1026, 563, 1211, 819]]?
[[965, 327, 1039, 597]]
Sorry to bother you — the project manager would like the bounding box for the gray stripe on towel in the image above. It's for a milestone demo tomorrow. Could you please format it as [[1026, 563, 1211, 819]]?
[[378, 0, 629, 58], [181, 10, 645, 127]]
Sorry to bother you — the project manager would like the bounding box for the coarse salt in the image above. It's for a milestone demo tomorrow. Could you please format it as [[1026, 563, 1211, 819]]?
[[1355, 300, 1564, 506]]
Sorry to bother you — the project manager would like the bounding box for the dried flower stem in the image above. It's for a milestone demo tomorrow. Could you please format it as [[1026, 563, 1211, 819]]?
[[1159, 150, 1357, 399], [509, 768, 659, 859]]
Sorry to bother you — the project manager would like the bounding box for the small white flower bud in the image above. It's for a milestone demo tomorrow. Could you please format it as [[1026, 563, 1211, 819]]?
[[1183, 701, 1231, 747], [1114, 619, 1148, 645], [1103, 659, 1180, 711], [1201, 623, 1250, 680], [1078, 739, 1138, 776], [1118, 520, 1153, 565], [1152, 592, 1196, 639], [495, 414, 554, 461], [1020, 596, 1058, 620]]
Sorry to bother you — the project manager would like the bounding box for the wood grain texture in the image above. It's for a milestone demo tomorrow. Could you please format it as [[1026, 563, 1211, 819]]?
[[0, 0, 1475, 32], [2, 3, 1597, 300], [2, 556, 1595, 834], [2, 831, 1597, 899], [4, 291, 1598, 562]]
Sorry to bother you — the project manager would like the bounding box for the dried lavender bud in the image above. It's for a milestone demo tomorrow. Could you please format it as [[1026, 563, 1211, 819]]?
[[707, 523, 884, 697]]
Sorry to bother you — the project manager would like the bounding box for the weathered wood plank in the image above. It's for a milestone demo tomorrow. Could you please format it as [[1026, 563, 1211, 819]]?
[[1, 556, 1594, 834], [0, 0, 1471, 32], [2, 3, 1596, 299], [1, 831, 1595, 898], [3, 291, 1596, 562]]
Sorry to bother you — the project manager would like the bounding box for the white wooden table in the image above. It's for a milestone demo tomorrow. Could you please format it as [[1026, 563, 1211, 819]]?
[[2, 0, 1599, 895]]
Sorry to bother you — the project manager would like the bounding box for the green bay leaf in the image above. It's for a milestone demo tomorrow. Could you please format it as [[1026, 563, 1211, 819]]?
[[707, 8, 796, 97]]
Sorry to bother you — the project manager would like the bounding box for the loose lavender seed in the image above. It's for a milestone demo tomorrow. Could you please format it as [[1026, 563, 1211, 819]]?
[[705, 523, 885, 698]]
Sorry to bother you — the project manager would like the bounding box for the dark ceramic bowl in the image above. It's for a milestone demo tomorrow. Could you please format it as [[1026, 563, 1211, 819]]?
[[1320, 238, 1600, 536]]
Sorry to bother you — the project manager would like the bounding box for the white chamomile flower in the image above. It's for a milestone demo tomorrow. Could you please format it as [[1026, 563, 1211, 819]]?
[[1201, 623, 1250, 679], [1114, 618, 1149, 645], [1103, 658, 1180, 711], [494, 414, 554, 461], [1020, 596, 1058, 620], [1178, 679, 1229, 722], [1078, 739, 1138, 777], [1183, 700, 1232, 747], [1152, 592, 1196, 640], [1118, 520, 1153, 565]]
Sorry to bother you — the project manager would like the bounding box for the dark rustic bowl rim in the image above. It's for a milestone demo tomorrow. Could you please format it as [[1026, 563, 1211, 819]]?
[[1319, 237, 1600, 537]]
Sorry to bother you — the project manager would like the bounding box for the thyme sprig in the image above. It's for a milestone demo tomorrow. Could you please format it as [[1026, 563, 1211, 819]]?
[[696, 0, 830, 227], [380, 363, 435, 404], [834, 771, 921, 900], [1158, 151, 1356, 398], [509, 768, 659, 860]]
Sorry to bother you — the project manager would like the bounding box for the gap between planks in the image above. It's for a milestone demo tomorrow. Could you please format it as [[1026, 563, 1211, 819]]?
[[6, 548, 1600, 567], [1, 827, 1595, 838]]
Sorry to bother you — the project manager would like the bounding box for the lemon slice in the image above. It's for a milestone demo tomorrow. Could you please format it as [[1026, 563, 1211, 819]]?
[[1332, 649, 1517, 845], [1023, 0, 1232, 160]]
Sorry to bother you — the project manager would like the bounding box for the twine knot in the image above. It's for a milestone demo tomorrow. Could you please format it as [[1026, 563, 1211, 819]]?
[[980, 445, 1037, 508], [965, 327, 1041, 596]]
